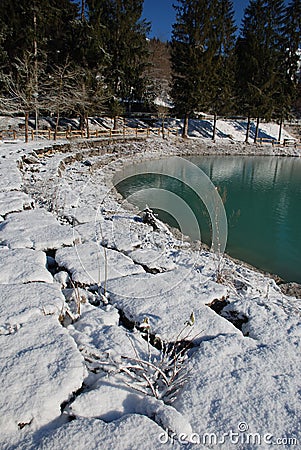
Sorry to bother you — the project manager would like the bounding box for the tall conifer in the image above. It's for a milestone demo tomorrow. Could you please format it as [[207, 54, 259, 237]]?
[[283, 0, 301, 115], [171, 0, 236, 137], [235, 0, 286, 138], [87, 0, 150, 123]]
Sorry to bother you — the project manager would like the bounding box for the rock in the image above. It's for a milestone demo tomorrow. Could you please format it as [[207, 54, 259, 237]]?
[[280, 282, 301, 299], [107, 269, 237, 341], [0, 248, 53, 284], [0, 209, 79, 250], [0, 282, 85, 439], [0, 282, 65, 323], [18, 415, 181, 449], [55, 242, 144, 286], [0, 191, 34, 216]]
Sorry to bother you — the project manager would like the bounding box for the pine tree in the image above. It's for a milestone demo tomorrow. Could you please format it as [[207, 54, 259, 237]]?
[[87, 0, 150, 126], [0, 0, 78, 71], [170, 0, 236, 138], [283, 0, 301, 116], [235, 0, 286, 140], [209, 0, 237, 118], [40, 0, 79, 68], [0, 1, 36, 66]]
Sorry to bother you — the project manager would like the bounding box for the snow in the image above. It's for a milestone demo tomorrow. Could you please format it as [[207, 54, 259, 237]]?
[[0, 208, 79, 250], [0, 247, 53, 284], [0, 159, 23, 191], [0, 282, 64, 325], [0, 315, 85, 438], [55, 242, 145, 286], [159, 117, 295, 143], [0, 122, 300, 449], [96, 215, 149, 253], [107, 269, 238, 341], [68, 303, 158, 363], [54, 270, 70, 288], [0, 190, 34, 216], [67, 376, 144, 421], [19, 415, 182, 449], [0, 282, 85, 446], [74, 214, 148, 252], [128, 247, 177, 272], [174, 332, 301, 449]]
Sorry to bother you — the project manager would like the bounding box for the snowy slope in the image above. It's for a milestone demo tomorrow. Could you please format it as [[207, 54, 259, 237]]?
[[0, 131, 300, 449]]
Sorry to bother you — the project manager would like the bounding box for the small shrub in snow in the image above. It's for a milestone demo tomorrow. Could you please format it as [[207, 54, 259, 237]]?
[[82, 314, 198, 404], [119, 314, 196, 403]]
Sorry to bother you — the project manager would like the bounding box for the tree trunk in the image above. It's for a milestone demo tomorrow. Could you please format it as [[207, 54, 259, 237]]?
[[113, 116, 118, 131], [81, 0, 85, 21], [161, 116, 165, 139], [25, 111, 29, 143], [245, 113, 251, 143], [79, 114, 85, 131], [182, 113, 189, 138], [55, 112, 60, 140], [33, 10, 38, 139], [212, 112, 217, 141], [86, 115, 90, 138], [278, 117, 283, 143], [254, 116, 260, 143]]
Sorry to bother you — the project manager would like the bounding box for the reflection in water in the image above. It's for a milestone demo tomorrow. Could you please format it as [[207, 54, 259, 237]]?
[[116, 156, 301, 283]]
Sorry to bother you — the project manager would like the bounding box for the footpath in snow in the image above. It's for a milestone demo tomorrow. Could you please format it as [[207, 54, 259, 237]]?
[[0, 125, 300, 449]]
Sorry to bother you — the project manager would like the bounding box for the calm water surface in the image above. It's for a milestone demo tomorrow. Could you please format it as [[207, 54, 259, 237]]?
[[116, 156, 301, 283]]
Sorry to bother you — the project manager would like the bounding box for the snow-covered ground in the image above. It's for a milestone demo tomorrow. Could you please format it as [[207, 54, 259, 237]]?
[[0, 123, 300, 449]]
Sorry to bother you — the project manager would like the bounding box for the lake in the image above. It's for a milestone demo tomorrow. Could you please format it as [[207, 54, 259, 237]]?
[[115, 155, 301, 283]]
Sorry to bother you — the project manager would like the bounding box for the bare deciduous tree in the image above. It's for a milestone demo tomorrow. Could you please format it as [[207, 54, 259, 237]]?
[[42, 61, 107, 138], [41, 61, 81, 139], [0, 52, 41, 142]]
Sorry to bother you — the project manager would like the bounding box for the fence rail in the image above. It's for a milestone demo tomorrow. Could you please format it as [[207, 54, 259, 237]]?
[[1, 126, 299, 147], [257, 137, 281, 145], [257, 137, 299, 147], [0, 126, 179, 142]]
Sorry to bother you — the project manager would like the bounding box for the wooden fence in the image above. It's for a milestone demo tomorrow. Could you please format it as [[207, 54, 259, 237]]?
[[0, 126, 179, 142], [1, 127, 299, 147], [257, 137, 298, 147]]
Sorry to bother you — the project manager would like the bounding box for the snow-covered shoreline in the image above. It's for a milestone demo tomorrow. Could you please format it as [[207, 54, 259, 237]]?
[[1, 134, 301, 449]]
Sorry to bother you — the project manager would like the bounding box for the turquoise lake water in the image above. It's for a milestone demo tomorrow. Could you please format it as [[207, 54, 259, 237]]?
[[116, 156, 301, 283]]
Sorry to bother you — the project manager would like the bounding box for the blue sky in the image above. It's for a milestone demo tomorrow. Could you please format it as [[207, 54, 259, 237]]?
[[142, 0, 249, 41]]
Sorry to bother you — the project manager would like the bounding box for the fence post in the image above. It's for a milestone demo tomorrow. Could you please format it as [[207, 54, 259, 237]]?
[[31, 130, 34, 140]]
